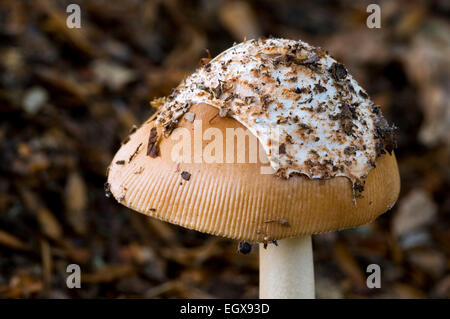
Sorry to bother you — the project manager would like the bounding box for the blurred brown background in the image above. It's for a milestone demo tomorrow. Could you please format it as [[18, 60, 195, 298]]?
[[0, 0, 449, 298]]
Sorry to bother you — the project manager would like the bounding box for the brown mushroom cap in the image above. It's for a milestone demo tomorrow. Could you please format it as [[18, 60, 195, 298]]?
[[107, 103, 400, 242]]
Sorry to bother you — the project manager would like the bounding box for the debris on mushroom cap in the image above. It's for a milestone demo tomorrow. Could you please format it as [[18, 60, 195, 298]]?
[[155, 38, 397, 196], [181, 171, 191, 181], [183, 112, 196, 123], [146, 127, 159, 158], [128, 142, 142, 163]]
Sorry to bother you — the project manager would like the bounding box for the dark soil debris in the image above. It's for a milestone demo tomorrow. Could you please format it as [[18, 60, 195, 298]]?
[[238, 242, 252, 254], [181, 171, 191, 181], [329, 62, 348, 81], [279, 143, 286, 154]]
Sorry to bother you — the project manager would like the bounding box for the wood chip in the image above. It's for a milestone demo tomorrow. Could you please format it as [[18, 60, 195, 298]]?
[[82, 265, 135, 283], [64, 172, 88, 235], [0, 230, 31, 251]]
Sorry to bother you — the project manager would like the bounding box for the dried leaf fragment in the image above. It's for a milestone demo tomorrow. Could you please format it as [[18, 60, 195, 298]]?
[[147, 127, 159, 158]]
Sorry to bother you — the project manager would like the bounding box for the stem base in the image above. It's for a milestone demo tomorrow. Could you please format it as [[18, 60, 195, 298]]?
[[259, 236, 315, 299]]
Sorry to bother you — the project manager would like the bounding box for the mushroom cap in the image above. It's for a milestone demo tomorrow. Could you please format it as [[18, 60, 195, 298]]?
[[107, 103, 400, 242], [155, 38, 397, 185]]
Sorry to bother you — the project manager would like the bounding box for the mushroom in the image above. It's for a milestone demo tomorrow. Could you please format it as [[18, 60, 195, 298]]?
[[107, 38, 400, 299]]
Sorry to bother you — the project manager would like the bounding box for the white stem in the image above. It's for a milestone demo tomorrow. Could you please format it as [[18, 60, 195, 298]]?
[[259, 235, 315, 299]]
